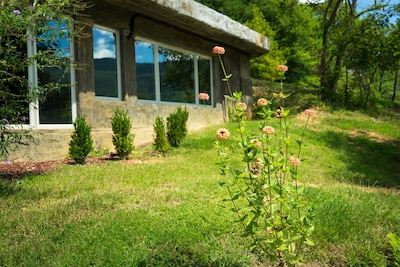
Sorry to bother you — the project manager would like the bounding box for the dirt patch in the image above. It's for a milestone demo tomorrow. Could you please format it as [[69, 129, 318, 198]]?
[[348, 129, 398, 143], [0, 160, 62, 179]]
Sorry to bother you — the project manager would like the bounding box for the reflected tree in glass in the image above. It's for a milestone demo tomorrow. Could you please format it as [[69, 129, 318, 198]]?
[[159, 47, 194, 104]]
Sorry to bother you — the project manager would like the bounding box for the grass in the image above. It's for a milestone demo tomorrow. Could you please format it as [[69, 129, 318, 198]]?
[[1, 108, 400, 266]]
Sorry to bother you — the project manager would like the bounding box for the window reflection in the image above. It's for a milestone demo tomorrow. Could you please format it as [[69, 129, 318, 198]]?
[[135, 39, 212, 105], [135, 41, 156, 100], [159, 47, 194, 103], [198, 57, 211, 105], [37, 20, 72, 124], [93, 26, 118, 98]]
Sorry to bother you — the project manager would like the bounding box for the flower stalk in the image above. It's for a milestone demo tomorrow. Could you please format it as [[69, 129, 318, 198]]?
[[215, 53, 315, 266]]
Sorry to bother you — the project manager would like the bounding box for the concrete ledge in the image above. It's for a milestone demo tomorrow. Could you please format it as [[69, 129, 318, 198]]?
[[103, 0, 270, 56]]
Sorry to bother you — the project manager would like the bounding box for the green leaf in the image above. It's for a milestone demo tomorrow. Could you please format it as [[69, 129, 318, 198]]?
[[304, 238, 315, 246]]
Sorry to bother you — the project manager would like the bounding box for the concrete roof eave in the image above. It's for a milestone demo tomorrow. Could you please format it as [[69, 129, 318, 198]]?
[[103, 0, 270, 57]]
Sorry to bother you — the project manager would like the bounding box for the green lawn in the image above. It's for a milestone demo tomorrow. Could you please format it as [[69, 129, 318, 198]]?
[[1, 109, 399, 266]]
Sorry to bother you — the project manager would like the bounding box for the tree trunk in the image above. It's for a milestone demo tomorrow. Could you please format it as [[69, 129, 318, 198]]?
[[319, 0, 343, 101], [378, 69, 384, 92], [345, 66, 349, 106], [393, 60, 398, 102]]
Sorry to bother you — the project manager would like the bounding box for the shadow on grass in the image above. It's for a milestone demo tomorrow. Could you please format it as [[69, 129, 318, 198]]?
[[0, 179, 21, 197], [318, 130, 400, 188]]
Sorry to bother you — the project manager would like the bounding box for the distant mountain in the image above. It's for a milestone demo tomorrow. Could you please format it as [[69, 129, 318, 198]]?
[[94, 58, 116, 71]]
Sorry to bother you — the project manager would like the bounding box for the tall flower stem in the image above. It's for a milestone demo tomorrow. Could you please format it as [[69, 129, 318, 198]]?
[[217, 54, 233, 97]]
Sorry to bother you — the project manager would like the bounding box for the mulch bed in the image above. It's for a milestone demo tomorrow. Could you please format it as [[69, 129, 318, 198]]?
[[0, 157, 114, 180]]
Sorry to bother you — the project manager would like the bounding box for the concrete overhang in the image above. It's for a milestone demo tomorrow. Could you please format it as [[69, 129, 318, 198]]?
[[103, 0, 270, 57]]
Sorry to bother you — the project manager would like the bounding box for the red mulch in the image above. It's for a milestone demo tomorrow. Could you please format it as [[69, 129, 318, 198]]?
[[0, 157, 110, 180]]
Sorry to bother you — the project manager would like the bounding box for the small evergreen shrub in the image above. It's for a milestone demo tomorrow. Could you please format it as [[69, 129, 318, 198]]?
[[167, 107, 189, 147], [111, 109, 135, 159], [68, 116, 93, 164], [153, 116, 169, 155]]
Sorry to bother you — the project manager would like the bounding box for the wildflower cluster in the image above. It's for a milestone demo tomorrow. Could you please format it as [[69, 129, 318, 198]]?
[[214, 45, 316, 266]]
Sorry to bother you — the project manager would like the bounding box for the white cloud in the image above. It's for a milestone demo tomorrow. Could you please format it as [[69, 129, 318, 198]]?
[[298, 0, 324, 3], [93, 37, 115, 59]]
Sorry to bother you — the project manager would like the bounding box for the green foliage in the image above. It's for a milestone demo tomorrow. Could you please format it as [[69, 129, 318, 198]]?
[[167, 107, 189, 147], [68, 116, 93, 164], [0, 0, 86, 159], [153, 116, 170, 154], [388, 233, 400, 266], [246, 6, 284, 81], [111, 109, 135, 159], [0, 120, 34, 161]]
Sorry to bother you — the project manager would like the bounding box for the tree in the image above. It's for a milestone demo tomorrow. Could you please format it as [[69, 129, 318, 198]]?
[[0, 0, 87, 160], [245, 6, 284, 81], [387, 21, 400, 102], [317, 0, 391, 101]]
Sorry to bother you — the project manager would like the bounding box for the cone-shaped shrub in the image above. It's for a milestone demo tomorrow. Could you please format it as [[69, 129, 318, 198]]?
[[153, 116, 169, 154], [111, 109, 135, 159], [68, 116, 93, 164], [167, 107, 189, 147]]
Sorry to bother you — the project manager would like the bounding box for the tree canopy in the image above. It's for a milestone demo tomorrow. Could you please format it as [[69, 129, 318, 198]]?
[[197, 0, 400, 107]]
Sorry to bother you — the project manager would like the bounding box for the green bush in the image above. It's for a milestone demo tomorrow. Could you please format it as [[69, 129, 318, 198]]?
[[153, 116, 169, 155], [167, 107, 189, 147], [111, 109, 135, 159], [68, 116, 93, 164]]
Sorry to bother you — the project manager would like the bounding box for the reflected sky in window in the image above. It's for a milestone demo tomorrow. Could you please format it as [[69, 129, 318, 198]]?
[[36, 20, 70, 57], [93, 28, 116, 59], [135, 41, 154, 63]]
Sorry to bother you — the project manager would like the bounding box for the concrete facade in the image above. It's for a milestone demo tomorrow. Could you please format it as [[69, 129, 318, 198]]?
[[10, 0, 269, 162]]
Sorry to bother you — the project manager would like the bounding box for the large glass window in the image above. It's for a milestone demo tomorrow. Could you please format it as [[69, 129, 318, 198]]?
[[27, 20, 76, 127], [135, 39, 212, 105], [93, 25, 120, 99], [37, 21, 73, 124], [198, 57, 212, 105], [135, 41, 156, 100], [159, 48, 194, 103]]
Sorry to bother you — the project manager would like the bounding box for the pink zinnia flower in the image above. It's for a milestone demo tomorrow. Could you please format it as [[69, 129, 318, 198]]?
[[249, 138, 261, 148], [254, 158, 264, 168], [236, 102, 247, 110], [213, 46, 225, 55], [288, 156, 300, 166], [262, 126, 275, 135], [305, 109, 316, 116], [277, 65, 288, 72], [275, 109, 283, 118], [13, 10, 21, 15], [257, 98, 269, 106], [198, 93, 210, 101], [216, 128, 230, 140]]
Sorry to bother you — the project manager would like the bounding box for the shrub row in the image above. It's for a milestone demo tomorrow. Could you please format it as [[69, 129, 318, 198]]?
[[68, 109, 135, 164], [68, 107, 189, 163]]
